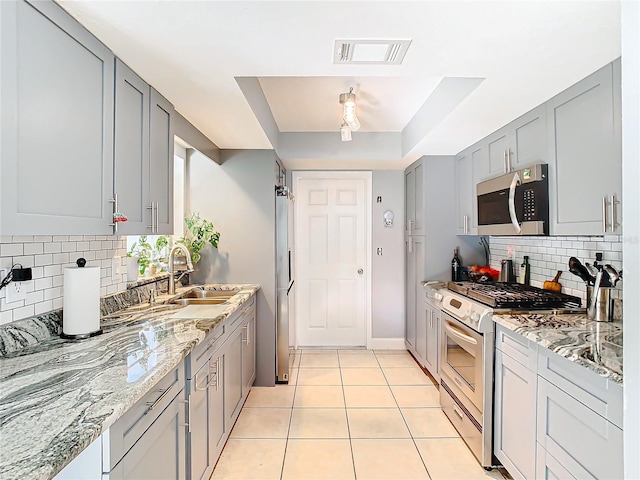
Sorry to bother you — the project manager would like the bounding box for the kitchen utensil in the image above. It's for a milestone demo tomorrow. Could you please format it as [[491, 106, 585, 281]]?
[[585, 262, 598, 277], [586, 262, 611, 287], [543, 271, 563, 292], [568, 257, 594, 285], [499, 259, 515, 283], [604, 264, 620, 286]]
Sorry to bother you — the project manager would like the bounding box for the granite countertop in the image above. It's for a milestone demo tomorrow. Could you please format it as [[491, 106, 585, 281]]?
[[492, 312, 623, 384], [0, 283, 260, 480]]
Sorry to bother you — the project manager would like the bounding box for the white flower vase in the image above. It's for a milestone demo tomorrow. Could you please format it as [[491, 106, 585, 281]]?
[[127, 256, 139, 282]]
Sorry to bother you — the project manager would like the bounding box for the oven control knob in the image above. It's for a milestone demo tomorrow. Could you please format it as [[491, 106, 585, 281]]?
[[469, 311, 480, 323]]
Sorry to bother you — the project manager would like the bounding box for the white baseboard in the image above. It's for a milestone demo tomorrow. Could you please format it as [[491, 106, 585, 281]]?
[[368, 337, 406, 350]]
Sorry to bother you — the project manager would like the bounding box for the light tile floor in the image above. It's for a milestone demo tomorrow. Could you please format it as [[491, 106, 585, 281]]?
[[212, 349, 507, 480]]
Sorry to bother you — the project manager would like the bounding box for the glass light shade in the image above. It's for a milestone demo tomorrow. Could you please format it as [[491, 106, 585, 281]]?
[[340, 124, 352, 141]]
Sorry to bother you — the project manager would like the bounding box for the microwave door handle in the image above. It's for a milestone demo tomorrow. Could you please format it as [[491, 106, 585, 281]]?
[[508, 172, 522, 234]]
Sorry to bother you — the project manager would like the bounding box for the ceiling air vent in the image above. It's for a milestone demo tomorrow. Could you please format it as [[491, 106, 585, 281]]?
[[333, 39, 411, 65]]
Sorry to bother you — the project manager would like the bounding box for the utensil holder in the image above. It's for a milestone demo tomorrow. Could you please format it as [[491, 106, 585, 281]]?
[[587, 286, 613, 322]]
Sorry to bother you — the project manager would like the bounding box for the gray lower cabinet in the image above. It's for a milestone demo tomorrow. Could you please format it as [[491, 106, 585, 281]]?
[[494, 342, 536, 480], [114, 60, 175, 235], [547, 59, 622, 235], [405, 236, 424, 358], [493, 325, 623, 480], [224, 326, 245, 428], [423, 298, 440, 382], [241, 309, 256, 395], [0, 0, 114, 235], [109, 390, 186, 480], [188, 351, 225, 480]]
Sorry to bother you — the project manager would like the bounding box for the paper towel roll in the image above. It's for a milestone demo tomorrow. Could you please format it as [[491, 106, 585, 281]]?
[[63, 265, 101, 337]]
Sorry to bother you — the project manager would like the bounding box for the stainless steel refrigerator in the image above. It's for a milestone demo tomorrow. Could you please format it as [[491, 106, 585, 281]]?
[[276, 185, 294, 383]]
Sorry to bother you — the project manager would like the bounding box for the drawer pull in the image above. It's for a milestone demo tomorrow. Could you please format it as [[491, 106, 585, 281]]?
[[145, 386, 173, 413], [453, 407, 464, 421]]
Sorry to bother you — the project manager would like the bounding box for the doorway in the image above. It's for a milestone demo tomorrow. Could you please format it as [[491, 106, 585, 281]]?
[[293, 171, 371, 347]]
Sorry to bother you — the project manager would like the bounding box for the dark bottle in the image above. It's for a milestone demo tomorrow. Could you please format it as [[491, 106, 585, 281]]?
[[451, 248, 461, 282], [519, 255, 531, 285]]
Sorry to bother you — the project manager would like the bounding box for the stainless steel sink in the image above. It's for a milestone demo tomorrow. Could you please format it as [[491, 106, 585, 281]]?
[[181, 289, 239, 299], [171, 298, 229, 305], [170, 289, 239, 305]]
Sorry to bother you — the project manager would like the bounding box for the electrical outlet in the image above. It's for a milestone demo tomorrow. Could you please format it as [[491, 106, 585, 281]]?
[[112, 256, 121, 281], [6, 279, 26, 303]]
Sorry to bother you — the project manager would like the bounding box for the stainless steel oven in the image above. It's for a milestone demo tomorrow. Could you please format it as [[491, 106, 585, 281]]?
[[439, 290, 496, 468], [441, 313, 484, 413]]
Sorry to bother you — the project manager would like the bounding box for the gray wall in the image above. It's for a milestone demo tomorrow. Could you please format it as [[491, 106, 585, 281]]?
[[186, 149, 277, 387], [371, 171, 405, 339]]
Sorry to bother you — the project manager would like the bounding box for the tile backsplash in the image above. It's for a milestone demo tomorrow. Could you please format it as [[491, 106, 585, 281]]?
[[489, 235, 623, 302], [0, 235, 128, 325]]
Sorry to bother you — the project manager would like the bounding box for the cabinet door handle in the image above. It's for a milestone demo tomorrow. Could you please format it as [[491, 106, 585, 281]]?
[[602, 196, 609, 232], [408, 237, 413, 253], [464, 215, 468, 234], [109, 194, 119, 232], [504, 149, 508, 174], [155, 201, 160, 232], [145, 386, 173, 413], [610, 195, 619, 231], [453, 406, 464, 421], [147, 203, 155, 231], [181, 398, 191, 433]]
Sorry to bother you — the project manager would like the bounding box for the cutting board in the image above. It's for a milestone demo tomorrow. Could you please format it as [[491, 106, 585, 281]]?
[[171, 304, 230, 319]]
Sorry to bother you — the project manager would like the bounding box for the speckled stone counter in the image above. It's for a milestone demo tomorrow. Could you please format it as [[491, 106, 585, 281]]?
[[0, 283, 260, 480], [492, 312, 623, 384]]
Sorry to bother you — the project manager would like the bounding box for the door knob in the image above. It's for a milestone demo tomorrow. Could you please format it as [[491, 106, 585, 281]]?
[[357, 268, 364, 275]]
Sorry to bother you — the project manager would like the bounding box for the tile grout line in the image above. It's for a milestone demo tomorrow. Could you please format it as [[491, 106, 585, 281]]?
[[377, 350, 435, 480], [279, 352, 302, 480], [337, 350, 359, 480]]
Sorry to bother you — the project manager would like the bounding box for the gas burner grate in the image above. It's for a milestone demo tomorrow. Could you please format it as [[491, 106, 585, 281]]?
[[447, 281, 582, 309]]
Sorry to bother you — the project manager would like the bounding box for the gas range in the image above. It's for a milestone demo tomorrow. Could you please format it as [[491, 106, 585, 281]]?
[[447, 281, 583, 312]]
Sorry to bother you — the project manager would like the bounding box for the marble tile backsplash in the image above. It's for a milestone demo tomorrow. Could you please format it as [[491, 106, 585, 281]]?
[[0, 235, 128, 325], [489, 235, 623, 303]]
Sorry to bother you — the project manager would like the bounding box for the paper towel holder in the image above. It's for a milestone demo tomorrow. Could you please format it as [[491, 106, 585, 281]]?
[[61, 258, 104, 340]]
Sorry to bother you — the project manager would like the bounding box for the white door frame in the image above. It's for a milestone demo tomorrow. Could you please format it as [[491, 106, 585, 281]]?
[[292, 170, 373, 349]]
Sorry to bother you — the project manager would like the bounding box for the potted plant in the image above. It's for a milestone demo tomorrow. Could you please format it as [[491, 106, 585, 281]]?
[[177, 212, 221, 264], [127, 235, 153, 277]]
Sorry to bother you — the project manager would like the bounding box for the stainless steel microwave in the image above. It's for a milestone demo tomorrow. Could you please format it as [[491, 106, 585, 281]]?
[[476, 164, 549, 235]]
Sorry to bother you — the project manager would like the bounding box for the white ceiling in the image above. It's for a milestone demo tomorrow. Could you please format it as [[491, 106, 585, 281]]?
[[58, 1, 621, 170]]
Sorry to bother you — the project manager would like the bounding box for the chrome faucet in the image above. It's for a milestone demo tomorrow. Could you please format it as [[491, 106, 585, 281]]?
[[168, 244, 194, 295]]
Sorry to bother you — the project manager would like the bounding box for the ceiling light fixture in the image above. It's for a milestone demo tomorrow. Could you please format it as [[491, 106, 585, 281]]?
[[339, 87, 360, 141], [340, 122, 352, 142]]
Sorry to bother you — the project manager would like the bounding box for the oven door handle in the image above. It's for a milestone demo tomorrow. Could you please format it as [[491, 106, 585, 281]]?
[[508, 171, 522, 234], [444, 322, 478, 347]]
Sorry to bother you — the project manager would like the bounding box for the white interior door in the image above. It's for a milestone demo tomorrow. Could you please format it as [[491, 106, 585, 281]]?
[[294, 172, 370, 347]]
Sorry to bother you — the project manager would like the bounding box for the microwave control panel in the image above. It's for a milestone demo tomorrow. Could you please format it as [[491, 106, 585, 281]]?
[[523, 188, 536, 221]]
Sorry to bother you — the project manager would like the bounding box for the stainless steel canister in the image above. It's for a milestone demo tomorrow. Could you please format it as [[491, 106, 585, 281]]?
[[586, 286, 614, 322]]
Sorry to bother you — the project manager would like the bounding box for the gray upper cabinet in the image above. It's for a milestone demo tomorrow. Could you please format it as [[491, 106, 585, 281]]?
[[455, 151, 476, 235], [405, 160, 425, 235], [114, 66, 174, 236], [479, 106, 547, 182], [114, 59, 150, 235], [150, 88, 175, 234], [1, 0, 114, 235], [547, 59, 622, 235]]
